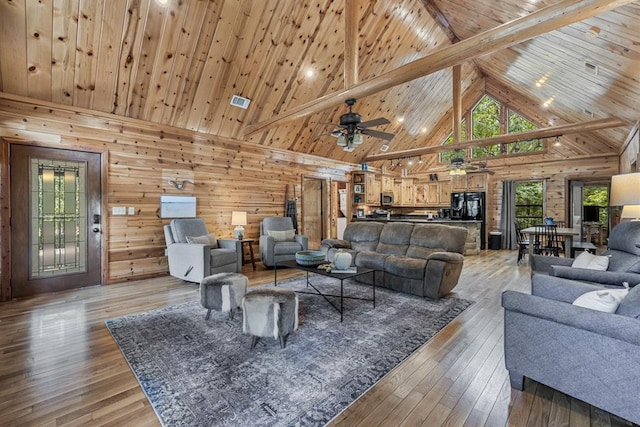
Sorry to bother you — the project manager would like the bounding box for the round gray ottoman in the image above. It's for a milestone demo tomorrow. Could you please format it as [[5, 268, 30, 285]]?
[[242, 288, 298, 349], [200, 272, 248, 320]]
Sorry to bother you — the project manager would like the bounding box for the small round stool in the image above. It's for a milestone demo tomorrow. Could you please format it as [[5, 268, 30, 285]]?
[[200, 273, 248, 320], [242, 288, 298, 349]]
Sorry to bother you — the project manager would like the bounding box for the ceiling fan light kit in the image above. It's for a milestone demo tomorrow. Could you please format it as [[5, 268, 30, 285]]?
[[328, 98, 394, 152]]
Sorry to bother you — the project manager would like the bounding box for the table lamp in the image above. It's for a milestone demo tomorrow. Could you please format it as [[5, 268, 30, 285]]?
[[231, 211, 247, 239], [621, 205, 640, 221], [610, 172, 640, 221]]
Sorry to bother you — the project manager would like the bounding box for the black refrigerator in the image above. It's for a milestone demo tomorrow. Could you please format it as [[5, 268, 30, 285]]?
[[451, 191, 486, 249]]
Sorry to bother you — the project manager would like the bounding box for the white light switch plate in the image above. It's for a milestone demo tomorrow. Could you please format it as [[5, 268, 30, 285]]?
[[112, 207, 126, 215], [128, 207, 135, 215]]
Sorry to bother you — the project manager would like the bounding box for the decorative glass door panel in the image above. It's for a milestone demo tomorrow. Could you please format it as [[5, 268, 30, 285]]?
[[30, 159, 87, 278]]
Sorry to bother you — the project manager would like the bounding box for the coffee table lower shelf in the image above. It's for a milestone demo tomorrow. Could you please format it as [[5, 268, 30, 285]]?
[[274, 260, 376, 322]]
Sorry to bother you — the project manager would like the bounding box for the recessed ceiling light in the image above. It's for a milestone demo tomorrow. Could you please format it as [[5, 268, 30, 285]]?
[[397, 117, 405, 123], [156, 0, 169, 5], [305, 68, 315, 78], [420, 127, 427, 134]]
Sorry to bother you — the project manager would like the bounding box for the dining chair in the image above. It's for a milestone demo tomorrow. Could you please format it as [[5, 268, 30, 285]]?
[[514, 220, 529, 264], [533, 224, 561, 257]]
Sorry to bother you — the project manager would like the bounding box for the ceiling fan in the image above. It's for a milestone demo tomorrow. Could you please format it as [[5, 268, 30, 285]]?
[[446, 150, 490, 175], [328, 98, 395, 152]]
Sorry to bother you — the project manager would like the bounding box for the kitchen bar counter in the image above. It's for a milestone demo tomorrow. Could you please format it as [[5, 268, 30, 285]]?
[[353, 217, 482, 255]]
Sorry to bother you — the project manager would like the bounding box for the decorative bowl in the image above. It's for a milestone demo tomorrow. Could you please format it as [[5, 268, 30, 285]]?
[[295, 250, 326, 266]]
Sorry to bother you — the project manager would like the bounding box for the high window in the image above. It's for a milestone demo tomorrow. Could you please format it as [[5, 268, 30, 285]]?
[[439, 95, 544, 163]]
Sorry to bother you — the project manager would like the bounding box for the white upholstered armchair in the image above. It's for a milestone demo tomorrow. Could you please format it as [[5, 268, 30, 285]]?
[[259, 217, 308, 267], [164, 218, 242, 283]]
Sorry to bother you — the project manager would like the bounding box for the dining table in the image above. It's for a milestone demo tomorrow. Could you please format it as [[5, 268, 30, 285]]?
[[521, 226, 580, 264]]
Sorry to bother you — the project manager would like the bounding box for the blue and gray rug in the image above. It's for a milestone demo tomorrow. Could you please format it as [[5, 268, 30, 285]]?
[[106, 276, 473, 426]]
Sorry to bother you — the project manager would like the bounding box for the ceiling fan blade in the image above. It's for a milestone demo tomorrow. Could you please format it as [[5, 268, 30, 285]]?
[[360, 117, 390, 128], [361, 128, 395, 141]]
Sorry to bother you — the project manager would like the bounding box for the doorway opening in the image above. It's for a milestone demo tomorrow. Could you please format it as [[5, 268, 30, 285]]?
[[582, 184, 609, 245], [302, 177, 327, 250]]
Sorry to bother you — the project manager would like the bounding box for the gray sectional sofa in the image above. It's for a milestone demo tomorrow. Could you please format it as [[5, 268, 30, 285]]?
[[531, 221, 640, 286], [503, 274, 640, 425], [321, 221, 468, 299]]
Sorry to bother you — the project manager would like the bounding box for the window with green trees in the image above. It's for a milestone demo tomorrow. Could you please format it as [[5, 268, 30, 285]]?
[[439, 94, 545, 163], [506, 110, 544, 154], [471, 96, 501, 158], [439, 119, 466, 163], [515, 181, 544, 229]]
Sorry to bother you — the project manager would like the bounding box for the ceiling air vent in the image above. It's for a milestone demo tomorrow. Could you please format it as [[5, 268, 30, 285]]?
[[380, 144, 390, 152], [584, 61, 599, 76], [583, 108, 594, 117], [230, 95, 251, 109]]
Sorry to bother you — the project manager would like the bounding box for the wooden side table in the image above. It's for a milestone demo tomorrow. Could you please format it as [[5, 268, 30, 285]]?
[[240, 239, 256, 270]]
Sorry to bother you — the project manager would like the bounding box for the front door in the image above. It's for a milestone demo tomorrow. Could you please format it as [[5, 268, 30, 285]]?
[[10, 145, 102, 297]]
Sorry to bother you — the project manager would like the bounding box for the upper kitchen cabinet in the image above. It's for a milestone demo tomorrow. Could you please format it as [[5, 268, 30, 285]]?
[[352, 172, 378, 205]]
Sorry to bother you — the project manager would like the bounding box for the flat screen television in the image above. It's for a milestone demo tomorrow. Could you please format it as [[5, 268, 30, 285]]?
[[583, 205, 599, 222]]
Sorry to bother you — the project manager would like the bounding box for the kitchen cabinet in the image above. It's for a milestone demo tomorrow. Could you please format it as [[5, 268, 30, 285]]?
[[352, 171, 378, 204], [381, 175, 394, 193], [414, 181, 451, 206], [394, 178, 414, 206], [439, 182, 451, 206], [450, 172, 489, 191], [466, 173, 487, 189]]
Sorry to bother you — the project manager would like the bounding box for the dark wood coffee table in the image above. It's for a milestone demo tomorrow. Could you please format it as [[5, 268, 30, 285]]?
[[274, 260, 376, 322]]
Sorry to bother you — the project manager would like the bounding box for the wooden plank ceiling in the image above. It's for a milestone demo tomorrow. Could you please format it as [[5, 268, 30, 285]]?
[[0, 0, 638, 173]]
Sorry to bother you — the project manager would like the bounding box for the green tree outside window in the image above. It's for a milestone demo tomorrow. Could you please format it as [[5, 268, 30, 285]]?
[[471, 96, 501, 158], [439, 119, 466, 163], [506, 110, 544, 154]]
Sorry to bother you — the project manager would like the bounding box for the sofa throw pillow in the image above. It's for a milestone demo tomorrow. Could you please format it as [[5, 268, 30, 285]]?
[[573, 288, 628, 313], [267, 229, 295, 242], [616, 283, 640, 319], [186, 233, 218, 249], [571, 251, 609, 271]]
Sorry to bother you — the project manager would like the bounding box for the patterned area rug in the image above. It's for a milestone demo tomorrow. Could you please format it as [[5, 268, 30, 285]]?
[[106, 276, 473, 427]]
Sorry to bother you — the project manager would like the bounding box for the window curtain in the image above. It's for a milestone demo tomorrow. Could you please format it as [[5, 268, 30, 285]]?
[[501, 180, 517, 249]]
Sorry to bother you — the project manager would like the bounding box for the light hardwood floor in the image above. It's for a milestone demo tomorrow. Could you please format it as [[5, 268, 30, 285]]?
[[0, 250, 635, 427]]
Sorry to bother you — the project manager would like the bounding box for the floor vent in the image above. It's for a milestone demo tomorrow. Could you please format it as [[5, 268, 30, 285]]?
[[584, 62, 599, 76], [230, 95, 251, 109]]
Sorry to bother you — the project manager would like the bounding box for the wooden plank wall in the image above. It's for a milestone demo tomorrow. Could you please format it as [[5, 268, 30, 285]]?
[[0, 93, 354, 298]]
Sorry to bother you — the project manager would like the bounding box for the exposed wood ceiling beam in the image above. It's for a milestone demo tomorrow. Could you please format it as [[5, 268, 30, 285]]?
[[344, 0, 359, 88], [363, 117, 627, 161], [244, 0, 634, 137], [452, 64, 462, 144], [421, 0, 460, 43]]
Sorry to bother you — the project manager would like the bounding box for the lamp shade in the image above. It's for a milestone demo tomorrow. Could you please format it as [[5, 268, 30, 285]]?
[[621, 205, 640, 220], [231, 211, 247, 226], [610, 173, 640, 206]]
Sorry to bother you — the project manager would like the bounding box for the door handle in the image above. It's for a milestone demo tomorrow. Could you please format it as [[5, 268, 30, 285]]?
[[92, 214, 101, 233]]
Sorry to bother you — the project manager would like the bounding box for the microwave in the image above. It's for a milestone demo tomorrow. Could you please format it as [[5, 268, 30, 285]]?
[[380, 192, 394, 205]]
